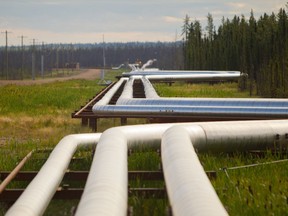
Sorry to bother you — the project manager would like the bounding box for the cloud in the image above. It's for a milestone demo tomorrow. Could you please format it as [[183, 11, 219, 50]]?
[[1, 0, 287, 46], [162, 16, 182, 23]]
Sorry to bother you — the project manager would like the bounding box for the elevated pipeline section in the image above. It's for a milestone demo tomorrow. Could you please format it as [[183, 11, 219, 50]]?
[[92, 71, 288, 120], [5, 69, 288, 215]]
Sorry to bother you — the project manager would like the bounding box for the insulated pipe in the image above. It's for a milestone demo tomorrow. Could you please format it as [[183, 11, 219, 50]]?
[[6, 133, 101, 216], [75, 123, 175, 216], [6, 121, 288, 215], [116, 77, 134, 102], [141, 76, 160, 98], [145, 73, 240, 81], [96, 77, 128, 105], [94, 74, 288, 119], [161, 126, 228, 216], [76, 120, 288, 216], [122, 70, 241, 81], [162, 120, 288, 215], [123, 70, 241, 76], [116, 97, 288, 108], [93, 104, 288, 119]]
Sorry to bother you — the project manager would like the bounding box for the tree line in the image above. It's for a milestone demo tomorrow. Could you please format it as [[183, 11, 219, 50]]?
[[0, 41, 183, 80], [182, 4, 288, 97]]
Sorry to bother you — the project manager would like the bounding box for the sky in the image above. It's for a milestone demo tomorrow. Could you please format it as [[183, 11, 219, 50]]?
[[0, 0, 287, 46]]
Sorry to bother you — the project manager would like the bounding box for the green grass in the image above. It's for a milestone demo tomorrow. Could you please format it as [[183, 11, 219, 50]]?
[[0, 78, 287, 215], [154, 82, 255, 98], [199, 152, 288, 215], [0, 79, 102, 115]]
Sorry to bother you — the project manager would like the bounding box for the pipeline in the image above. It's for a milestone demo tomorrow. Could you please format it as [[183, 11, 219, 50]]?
[[76, 120, 288, 216], [6, 120, 288, 215], [6, 69, 288, 215], [6, 133, 101, 216], [161, 120, 288, 216], [93, 74, 288, 119], [95, 77, 128, 106]]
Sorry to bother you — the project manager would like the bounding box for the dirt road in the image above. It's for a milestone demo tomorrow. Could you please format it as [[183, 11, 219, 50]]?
[[0, 69, 101, 86]]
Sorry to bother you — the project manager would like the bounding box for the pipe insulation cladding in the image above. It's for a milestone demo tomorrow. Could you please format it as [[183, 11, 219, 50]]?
[[92, 75, 288, 119], [162, 120, 288, 216], [75, 120, 288, 216]]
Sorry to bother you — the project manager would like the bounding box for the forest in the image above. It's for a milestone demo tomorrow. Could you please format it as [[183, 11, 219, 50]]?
[[0, 41, 183, 80], [182, 4, 288, 98]]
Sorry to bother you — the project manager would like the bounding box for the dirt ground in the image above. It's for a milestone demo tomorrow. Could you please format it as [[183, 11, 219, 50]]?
[[0, 69, 101, 86]]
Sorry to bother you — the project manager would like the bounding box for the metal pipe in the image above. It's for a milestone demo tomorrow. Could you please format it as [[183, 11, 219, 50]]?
[[161, 120, 288, 215], [93, 104, 288, 119], [116, 77, 134, 102], [93, 73, 288, 119], [6, 133, 101, 216], [161, 126, 228, 216], [96, 77, 128, 105], [75, 123, 175, 216], [5, 120, 288, 215], [141, 76, 159, 98], [76, 120, 288, 216], [0, 150, 34, 194]]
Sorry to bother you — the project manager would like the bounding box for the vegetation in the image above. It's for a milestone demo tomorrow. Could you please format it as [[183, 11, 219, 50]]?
[[154, 82, 256, 98], [182, 4, 288, 98]]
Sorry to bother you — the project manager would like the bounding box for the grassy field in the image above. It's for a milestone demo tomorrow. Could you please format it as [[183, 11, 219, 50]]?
[[0, 75, 287, 215]]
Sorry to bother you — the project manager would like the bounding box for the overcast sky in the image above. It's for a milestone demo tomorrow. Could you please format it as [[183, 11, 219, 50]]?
[[0, 0, 287, 46]]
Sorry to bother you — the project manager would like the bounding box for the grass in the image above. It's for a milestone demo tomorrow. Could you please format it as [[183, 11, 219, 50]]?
[[199, 152, 288, 215], [154, 81, 257, 98], [0, 76, 287, 215]]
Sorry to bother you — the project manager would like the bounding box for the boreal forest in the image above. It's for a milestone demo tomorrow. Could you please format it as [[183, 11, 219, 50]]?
[[0, 42, 183, 79], [182, 5, 288, 98], [1, 4, 288, 98]]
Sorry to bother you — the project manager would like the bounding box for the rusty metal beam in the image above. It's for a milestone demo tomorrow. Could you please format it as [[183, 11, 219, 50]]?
[[72, 82, 115, 118], [0, 170, 216, 182], [0, 188, 168, 202], [0, 151, 34, 194]]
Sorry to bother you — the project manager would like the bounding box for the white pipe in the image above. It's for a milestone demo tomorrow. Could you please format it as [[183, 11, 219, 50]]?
[[161, 125, 228, 216], [6, 120, 288, 215], [6, 133, 101, 216], [75, 123, 175, 216], [161, 120, 288, 215], [96, 77, 128, 105], [93, 73, 288, 119], [116, 77, 134, 102], [145, 73, 240, 81], [141, 76, 160, 98], [76, 120, 288, 216]]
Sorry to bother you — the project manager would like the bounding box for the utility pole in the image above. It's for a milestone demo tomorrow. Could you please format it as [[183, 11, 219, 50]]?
[[18, 35, 27, 79], [1, 30, 12, 80], [98, 34, 108, 85], [41, 42, 45, 78], [103, 34, 106, 71], [31, 39, 37, 80]]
